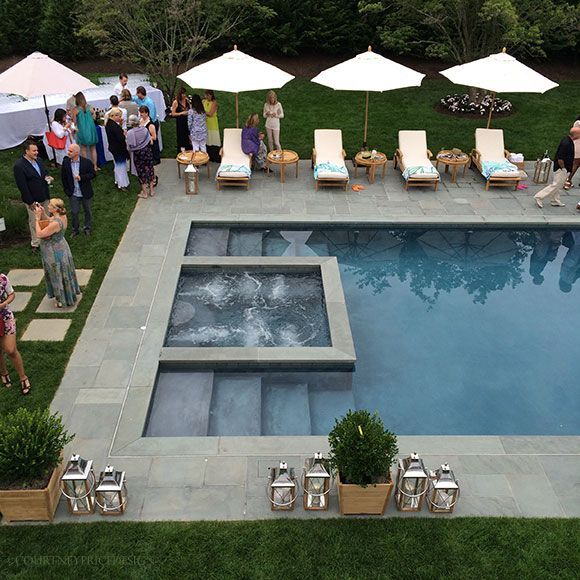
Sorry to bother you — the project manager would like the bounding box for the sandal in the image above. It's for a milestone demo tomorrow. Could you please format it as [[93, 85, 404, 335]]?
[[20, 377, 31, 395], [1, 373, 11, 389]]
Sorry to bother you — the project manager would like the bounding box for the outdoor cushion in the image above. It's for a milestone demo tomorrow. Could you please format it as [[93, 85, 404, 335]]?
[[398, 130, 435, 169], [475, 128, 506, 163], [219, 128, 252, 175], [314, 129, 348, 173]]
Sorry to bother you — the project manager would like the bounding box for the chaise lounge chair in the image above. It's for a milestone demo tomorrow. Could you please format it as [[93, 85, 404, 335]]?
[[394, 130, 440, 190], [312, 129, 349, 191], [471, 128, 521, 190], [216, 128, 252, 190]]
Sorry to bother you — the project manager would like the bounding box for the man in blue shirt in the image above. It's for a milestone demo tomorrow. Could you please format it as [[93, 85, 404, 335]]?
[[133, 86, 160, 166]]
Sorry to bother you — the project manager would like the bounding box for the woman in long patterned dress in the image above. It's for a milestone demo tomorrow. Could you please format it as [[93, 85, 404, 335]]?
[[0, 273, 31, 395], [33, 198, 81, 308], [203, 90, 221, 162]]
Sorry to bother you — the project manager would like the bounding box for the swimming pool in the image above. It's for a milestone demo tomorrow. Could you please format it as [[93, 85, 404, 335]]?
[[146, 226, 580, 437]]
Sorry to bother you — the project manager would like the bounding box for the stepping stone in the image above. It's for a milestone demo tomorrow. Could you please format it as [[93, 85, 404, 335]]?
[[36, 293, 83, 313], [21, 319, 71, 341], [75, 269, 92, 287], [7, 269, 44, 286], [10, 292, 32, 312]]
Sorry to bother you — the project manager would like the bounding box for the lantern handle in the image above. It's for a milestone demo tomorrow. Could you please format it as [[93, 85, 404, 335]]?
[[425, 480, 461, 510], [95, 482, 129, 512], [301, 471, 334, 498], [395, 478, 429, 499], [266, 474, 300, 507], [60, 471, 96, 501]]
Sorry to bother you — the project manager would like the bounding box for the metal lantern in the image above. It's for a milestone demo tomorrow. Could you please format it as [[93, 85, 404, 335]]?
[[427, 463, 460, 514], [60, 454, 96, 515], [533, 157, 551, 184], [267, 462, 298, 511], [395, 452, 429, 512], [303, 452, 332, 510], [95, 465, 127, 516], [184, 163, 198, 195]]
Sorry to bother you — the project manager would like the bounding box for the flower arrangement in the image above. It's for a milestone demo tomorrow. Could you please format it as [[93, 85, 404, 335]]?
[[439, 93, 513, 116]]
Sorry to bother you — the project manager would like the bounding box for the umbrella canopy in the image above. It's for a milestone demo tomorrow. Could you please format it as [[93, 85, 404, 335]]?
[[440, 50, 558, 128], [311, 47, 425, 146], [178, 46, 294, 127], [0, 52, 97, 98]]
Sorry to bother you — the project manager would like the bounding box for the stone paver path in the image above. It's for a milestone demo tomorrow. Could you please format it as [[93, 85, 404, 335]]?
[[9, 291, 32, 312], [36, 293, 83, 313], [7, 269, 44, 286], [47, 158, 580, 522], [22, 319, 72, 341]]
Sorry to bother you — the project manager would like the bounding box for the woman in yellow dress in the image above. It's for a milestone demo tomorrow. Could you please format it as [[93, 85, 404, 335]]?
[[202, 90, 221, 162]]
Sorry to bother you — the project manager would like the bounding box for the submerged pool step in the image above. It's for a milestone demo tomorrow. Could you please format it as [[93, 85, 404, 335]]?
[[146, 372, 214, 437], [308, 383, 356, 436], [208, 376, 262, 436], [188, 228, 230, 256], [261, 383, 311, 436], [227, 230, 263, 256]]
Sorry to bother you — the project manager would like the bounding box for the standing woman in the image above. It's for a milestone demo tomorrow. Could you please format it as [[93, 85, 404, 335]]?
[[0, 273, 31, 395], [126, 114, 155, 198], [188, 94, 208, 153], [105, 108, 130, 191], [33, 198, 81, 309], [50, 109, 74, 166], [565, 117, 580, 189], [203, 90, 221, 162], [263, 90, 284, 152], [171, 87, 191, 153], [71, 92, 98, 171]]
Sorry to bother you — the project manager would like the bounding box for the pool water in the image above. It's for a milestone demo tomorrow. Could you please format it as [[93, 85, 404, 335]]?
[[149, 226, 580, 436]]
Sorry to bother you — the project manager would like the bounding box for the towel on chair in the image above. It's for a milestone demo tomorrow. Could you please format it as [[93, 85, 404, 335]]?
[[314, 162, 348, 180], [402, 165, 439, 180], [216, 163, 252, 178], [482, 160, 519, 180]]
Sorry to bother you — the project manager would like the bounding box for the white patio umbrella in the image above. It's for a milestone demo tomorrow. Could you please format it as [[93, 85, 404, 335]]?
[[440, 49, 558, 128], [311, 47, 425, 148], [178, 45, 294, 127], [0, 52, 97, 157]]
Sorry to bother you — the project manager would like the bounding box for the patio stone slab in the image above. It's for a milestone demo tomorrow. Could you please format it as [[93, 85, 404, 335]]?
[[75, 269, 92, 286], [9, 291, 32, 312], [21, 318, 71, 341], [36, 293, 83, 313], [204, 457, 247, 486], [7, 269, 44, 286], [148, 457, 206, 488]]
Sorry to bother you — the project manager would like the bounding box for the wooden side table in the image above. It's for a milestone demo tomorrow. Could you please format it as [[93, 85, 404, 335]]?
[[176, 151, 210, 179], [353, 152, 387, 184], [435, 150, 470, 183], [267, 150, 299, 183]]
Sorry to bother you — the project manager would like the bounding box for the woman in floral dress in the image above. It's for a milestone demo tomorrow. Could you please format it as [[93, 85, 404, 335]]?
[[0, 273, 31, 394], [33, 198, 81, 308]]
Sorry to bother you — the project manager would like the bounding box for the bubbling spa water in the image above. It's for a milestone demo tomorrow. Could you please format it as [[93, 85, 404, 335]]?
[[165, 271, 331, 347]]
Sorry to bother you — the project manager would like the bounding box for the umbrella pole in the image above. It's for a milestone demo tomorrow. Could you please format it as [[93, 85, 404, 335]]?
[[236, 93, 239, 128], [363, 91, 369, 149], [43, 94, 57, 166], [486, 91, 496, 129]]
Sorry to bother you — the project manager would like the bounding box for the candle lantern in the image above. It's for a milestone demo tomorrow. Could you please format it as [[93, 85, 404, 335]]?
[[303, 452, 332, 510], [533, 157, 551, 184], [427, 463, 460, 514], [95, 465, 127, 516], [395, 452, 429, 512], [267, 462, 297, 511], [184, 163, 198, 195], [60, 454, 96, 515]]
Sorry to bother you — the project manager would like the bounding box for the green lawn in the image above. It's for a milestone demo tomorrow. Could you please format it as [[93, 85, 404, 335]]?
[[0, 519, 579, 579]]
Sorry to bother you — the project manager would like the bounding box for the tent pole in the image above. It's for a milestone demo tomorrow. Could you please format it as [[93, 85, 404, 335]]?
[[236, 93, 239, 128], [363, 91, 369, 149], [43, 94, 57, 165], [486, 91, 496, 129]]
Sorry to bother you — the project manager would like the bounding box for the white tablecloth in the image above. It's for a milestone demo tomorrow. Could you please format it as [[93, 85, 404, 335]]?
[[0, 85, 166, 150]]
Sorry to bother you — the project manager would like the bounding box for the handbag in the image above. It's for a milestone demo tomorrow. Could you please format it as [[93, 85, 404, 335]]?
[[45, 131, 68, 150]]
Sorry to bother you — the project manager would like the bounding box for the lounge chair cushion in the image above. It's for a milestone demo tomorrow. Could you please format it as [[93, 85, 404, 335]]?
[[475, 128, 507, 163], [218, 128, 251, 178], [398, 130, 438, 179], [314, 129, 348, 179]]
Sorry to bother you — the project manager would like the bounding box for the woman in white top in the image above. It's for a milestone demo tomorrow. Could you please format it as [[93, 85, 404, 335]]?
[[263, 90, 284, 152], [50, 109, 74, 165]]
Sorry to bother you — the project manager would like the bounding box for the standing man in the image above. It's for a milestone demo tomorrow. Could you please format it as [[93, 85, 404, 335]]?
[[114, 73, 129, 96], [133, 86, 160, 168], [13, 140, 51, 251], [61, 144, 96, 236], [534, 127, 580, 208]]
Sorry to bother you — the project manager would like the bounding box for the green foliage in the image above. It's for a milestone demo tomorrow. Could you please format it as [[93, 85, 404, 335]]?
[[0, 0, 45, 56], [0, 408, 73, 486], [328, 409, 398, 486]]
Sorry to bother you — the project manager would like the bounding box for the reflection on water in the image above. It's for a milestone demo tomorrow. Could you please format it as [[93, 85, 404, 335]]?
[[165, 271, 331, 347]]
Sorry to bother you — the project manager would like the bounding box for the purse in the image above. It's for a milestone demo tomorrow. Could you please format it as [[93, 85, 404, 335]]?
[[45, 131, 68, 150]]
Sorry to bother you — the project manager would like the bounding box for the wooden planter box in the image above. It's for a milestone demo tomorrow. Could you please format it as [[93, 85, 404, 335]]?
[[337, 473, 394, 515], [0, 461, 64, 523]]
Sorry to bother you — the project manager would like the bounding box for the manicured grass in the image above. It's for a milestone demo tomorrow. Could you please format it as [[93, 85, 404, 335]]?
[[164, 78, 580, 161], [0, 519, 579, 578]]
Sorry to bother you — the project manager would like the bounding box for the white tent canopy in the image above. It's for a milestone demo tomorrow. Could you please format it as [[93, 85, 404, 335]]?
[[0, 52, 97, 98], [311, 47, 425, 146], [440, 50, 558, 127], [178, 46, 294, 127]]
